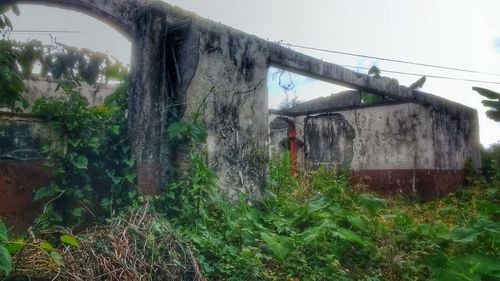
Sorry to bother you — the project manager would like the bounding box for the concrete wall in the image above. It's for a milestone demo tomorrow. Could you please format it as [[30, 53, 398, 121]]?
[[0, 113, 55, 232], [0, 77, 117, 113], [9, 0, 462, 197], [182, 26, 269, 197], [23, 76, 117, 109], [270, 101, 480, 199]]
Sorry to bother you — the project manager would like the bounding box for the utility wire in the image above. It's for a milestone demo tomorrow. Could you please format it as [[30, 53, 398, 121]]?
[[5, 33, 499, 84], [280, 42, 500, 78], [10, 30, 84, 33], [342, 64, 500, 85]]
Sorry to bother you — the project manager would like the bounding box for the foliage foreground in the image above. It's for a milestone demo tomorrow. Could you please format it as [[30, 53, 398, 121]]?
[[1, 5, 498, 280], [0, 79, 498, 280], [2, 161, 499, 281]]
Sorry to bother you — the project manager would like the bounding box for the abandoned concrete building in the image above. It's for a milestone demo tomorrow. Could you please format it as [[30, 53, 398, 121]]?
[[1, 0, 481, 229], [269, 90, 480, 200]]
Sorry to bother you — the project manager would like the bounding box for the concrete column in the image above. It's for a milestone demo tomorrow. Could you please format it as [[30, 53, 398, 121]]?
[[128, 9, 172, 195]]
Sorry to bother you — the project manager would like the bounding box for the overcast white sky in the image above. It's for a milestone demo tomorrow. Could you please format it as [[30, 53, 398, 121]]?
[[7, 0, 500, 146]]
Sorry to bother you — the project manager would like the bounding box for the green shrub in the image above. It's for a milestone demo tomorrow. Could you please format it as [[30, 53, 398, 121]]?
[[0, 219, 11, 276], [482, 144, 500, 186]]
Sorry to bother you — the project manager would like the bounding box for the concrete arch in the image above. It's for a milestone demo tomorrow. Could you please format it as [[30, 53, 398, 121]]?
[[8, 0, 201, 195], [5, 0, 140, 37], [6, 0, 427, 198]]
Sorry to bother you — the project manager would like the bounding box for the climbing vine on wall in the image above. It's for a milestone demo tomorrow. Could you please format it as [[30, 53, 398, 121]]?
[[32, 79, 138, 228], [0, 39, 128, 111]]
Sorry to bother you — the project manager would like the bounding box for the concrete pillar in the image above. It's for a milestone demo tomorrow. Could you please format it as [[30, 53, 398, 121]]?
[[128, 9, 172, 195]]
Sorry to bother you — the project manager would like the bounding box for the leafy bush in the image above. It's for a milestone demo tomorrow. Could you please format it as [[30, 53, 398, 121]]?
[[153, 149, 499, 281], [482, 144, 500, 186], [31, 81, 139, 228], [0, 37, 128, 111], [0, 219, 12, 276]]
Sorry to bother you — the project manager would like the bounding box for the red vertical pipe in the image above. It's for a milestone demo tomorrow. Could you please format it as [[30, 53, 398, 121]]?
[[289, 125, 297, 176]]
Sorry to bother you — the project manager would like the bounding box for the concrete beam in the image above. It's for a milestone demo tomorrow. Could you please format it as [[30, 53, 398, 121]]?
[[266, 42, 421, 102]]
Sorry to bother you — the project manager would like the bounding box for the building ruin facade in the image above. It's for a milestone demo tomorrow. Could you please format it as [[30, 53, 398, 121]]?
[[269, 91, 480, 200], [2, 0, 481, 199]]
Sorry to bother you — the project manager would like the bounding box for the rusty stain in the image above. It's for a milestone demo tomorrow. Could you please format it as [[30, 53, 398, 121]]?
[[350, 169, 464, 201], [0, 160, 47, 233]]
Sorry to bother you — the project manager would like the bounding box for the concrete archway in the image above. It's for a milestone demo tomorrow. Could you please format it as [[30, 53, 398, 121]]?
[[7, 0, 201, 194], [7, 0, 427, 198]]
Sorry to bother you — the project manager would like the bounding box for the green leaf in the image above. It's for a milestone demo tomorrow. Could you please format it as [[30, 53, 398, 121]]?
[[34, 186, 59, 201], [70, 207, 85, 218], [5, 239, 25, 255], [409, 75, 426, 89], [346, 215, 368, 233], [0, 5, 10, 14], [368, 66, 381, 77], [123, 157, 135, 168], [359, 194, 386, 215], [260, 233, 292, 261], [307, 195, 332, 214], [430, 254, 500, 281], [167, 122, 186, 140], [486, 110, 500, 122], [49, 250, 64, 266], [100, 198, 111, 208], [11, 5, 20, 16], [3, 16, 12, 29], [361, 91, 384, 105], [111, 125, 120, 135], [334, 228, 370, 247], [482, 100, 500, 110], [72, 155, 88, 169], [39, 241, 54, 252], [0, 220, 7, 244], [451, 227, 481, 243], [473, 87, 500, 100], [125, 173, 136, 183], [61, 234, 80, 249], [0, 246, 12, 276]]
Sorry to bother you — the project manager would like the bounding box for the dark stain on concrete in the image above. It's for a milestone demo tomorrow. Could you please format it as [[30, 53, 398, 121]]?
[[305, 113, 355, 169]]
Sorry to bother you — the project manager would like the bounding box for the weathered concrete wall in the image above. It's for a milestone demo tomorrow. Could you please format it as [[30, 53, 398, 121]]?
[[339, 103, 435, 171], [304, 113, 356, 170], [271, 101, 480, 199], [182, 25, 269, 197], [0, 113, 54, 232], [431, 102, 481, 170], [9, 0, 475, 197], [22, 76, 117, 108]]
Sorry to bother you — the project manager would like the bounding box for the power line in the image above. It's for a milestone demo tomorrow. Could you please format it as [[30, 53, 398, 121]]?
[[10, 30, 84, 33], [3, 33, 499, 84], [342, 65, 500, 85], [280, 42, 500, 78]]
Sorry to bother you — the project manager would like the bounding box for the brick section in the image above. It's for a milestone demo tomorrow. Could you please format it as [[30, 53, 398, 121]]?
[[0, 160, 48, 232], [350, 169, 464, 201]]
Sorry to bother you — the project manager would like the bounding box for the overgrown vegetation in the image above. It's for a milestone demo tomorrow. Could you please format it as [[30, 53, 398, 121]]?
[[5, 148, 499, 280], [1, 6, 499, 280], [160, 157, 499, 281], [0, 37, 127, 111], [2, 64, 500, 280], [31, 80, 138, 228]]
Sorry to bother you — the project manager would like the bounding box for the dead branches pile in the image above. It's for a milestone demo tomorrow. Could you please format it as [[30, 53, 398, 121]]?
[[9, 209, 205, 281]]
